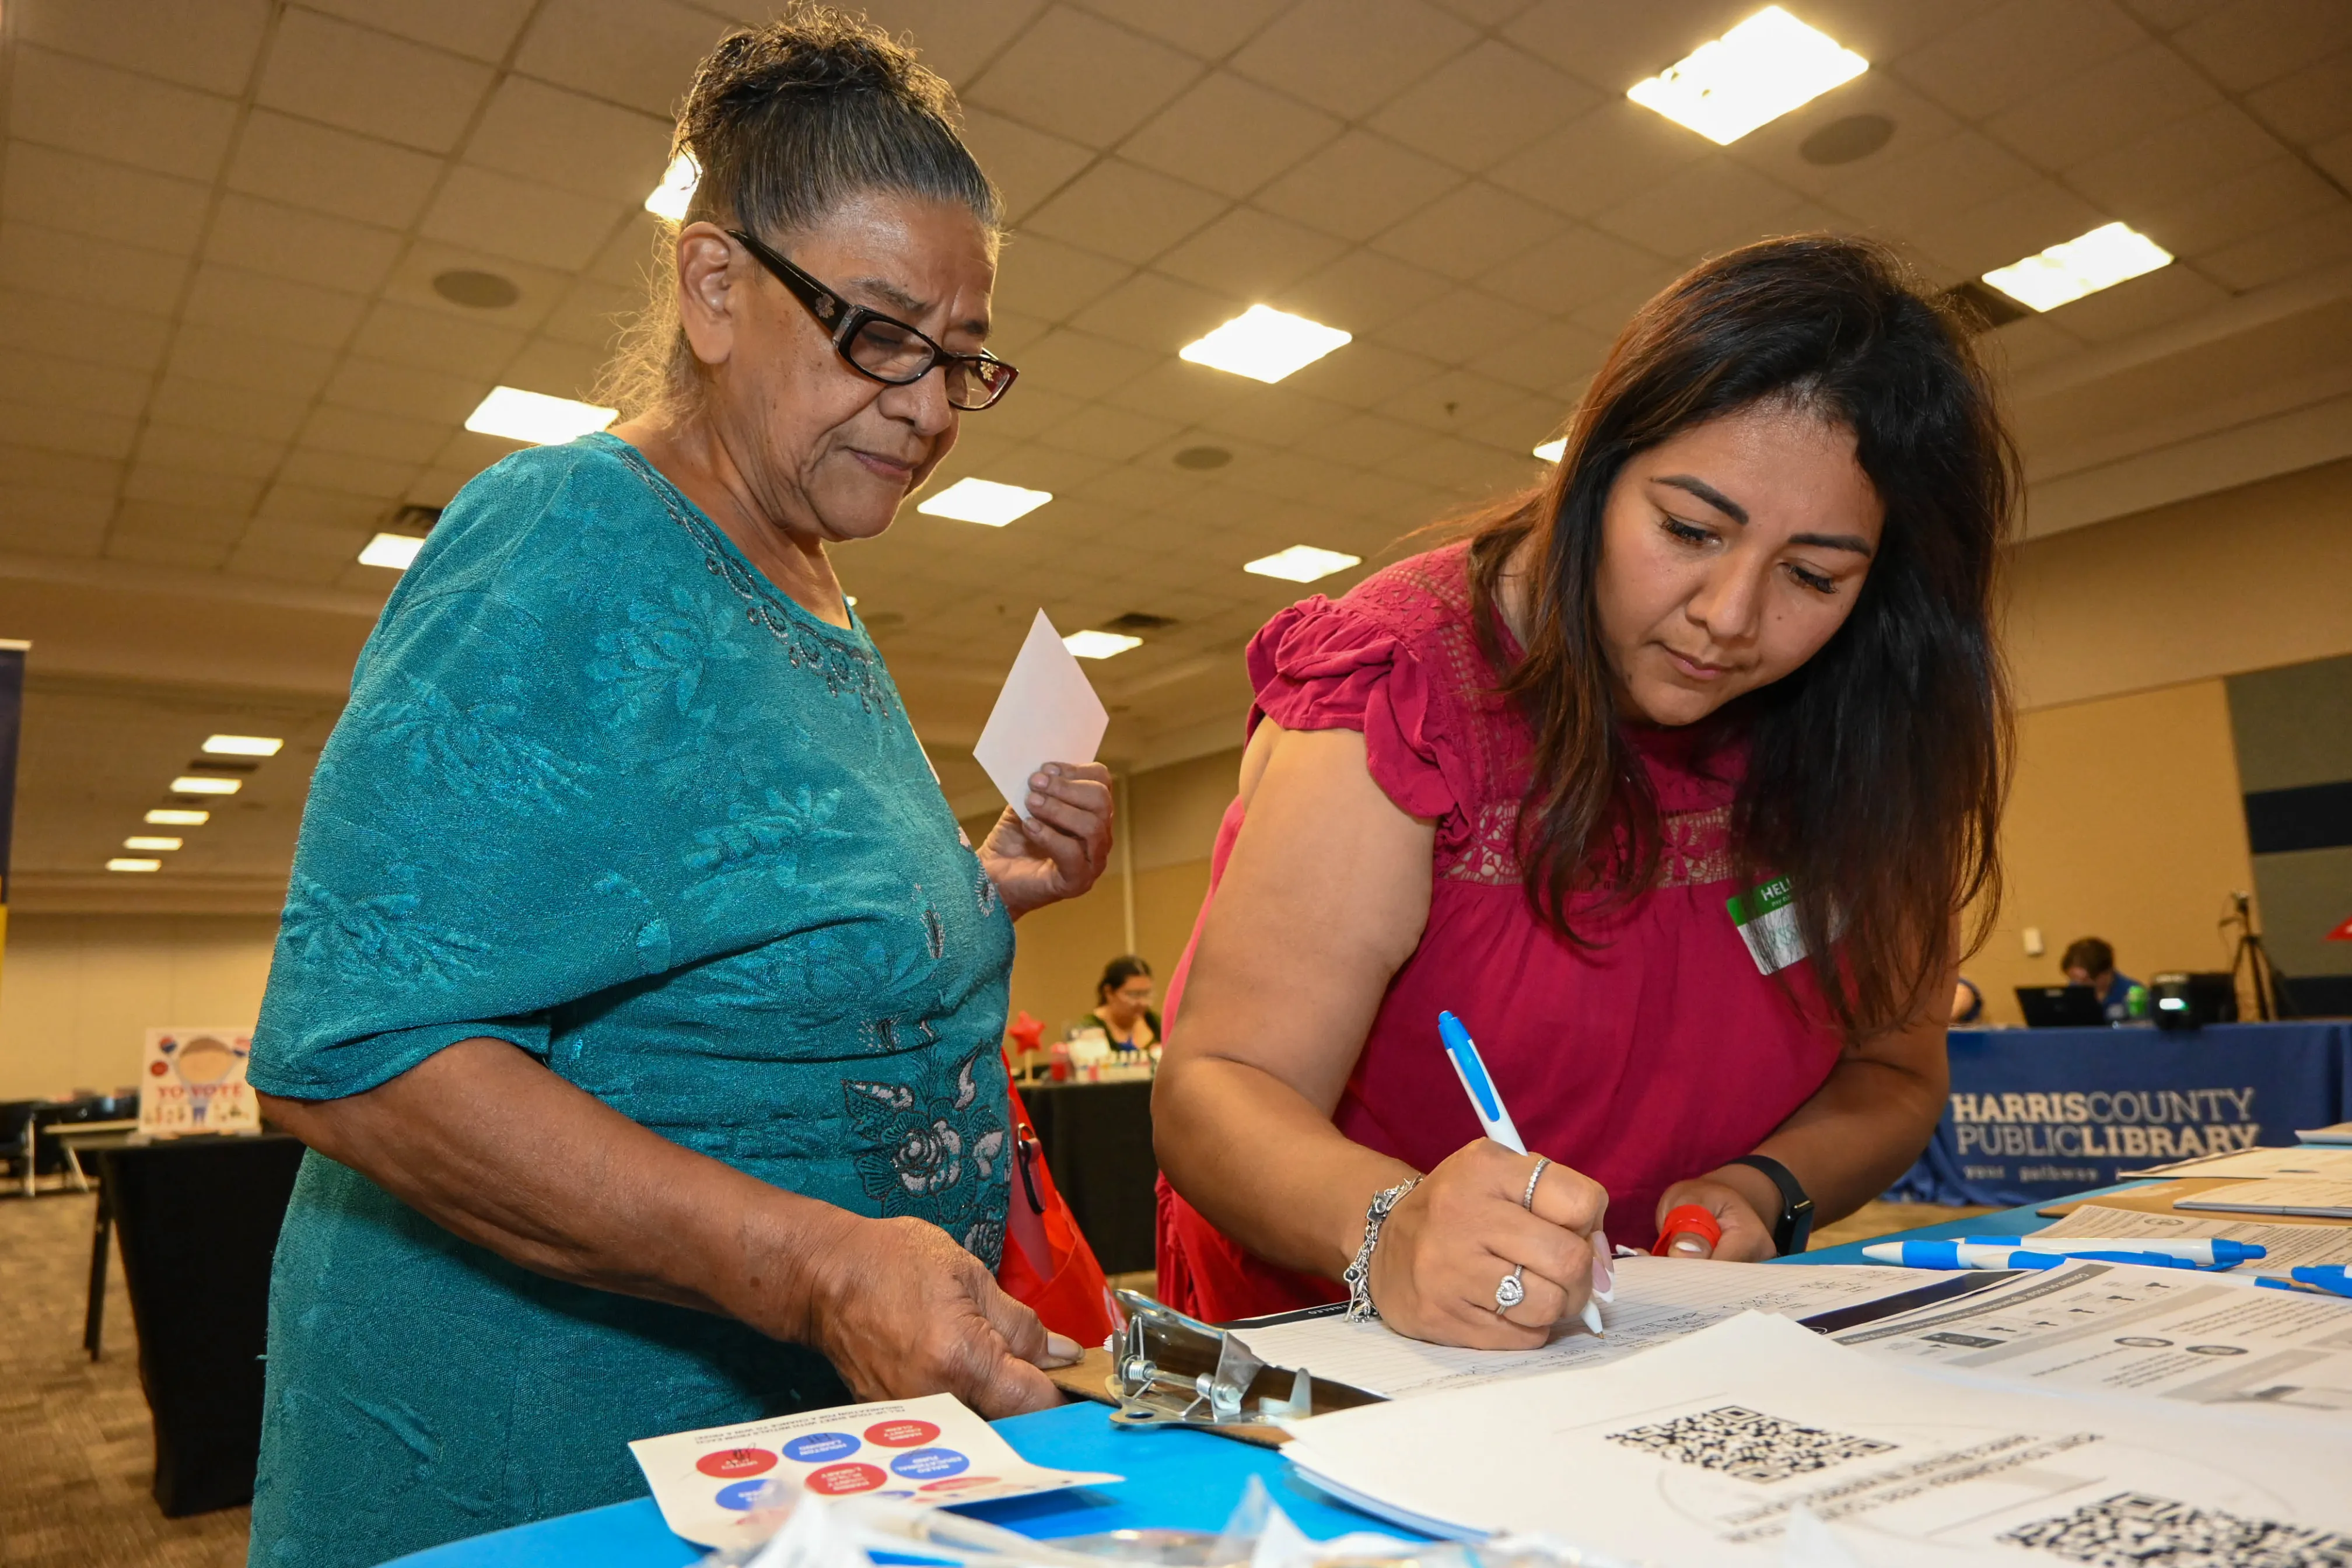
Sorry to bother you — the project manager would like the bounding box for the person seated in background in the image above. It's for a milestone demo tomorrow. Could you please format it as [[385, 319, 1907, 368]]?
[[1084, 956, 1161, 1052], [1951, 977, 1985, 1025], [2063, 936, 2145, 1022]]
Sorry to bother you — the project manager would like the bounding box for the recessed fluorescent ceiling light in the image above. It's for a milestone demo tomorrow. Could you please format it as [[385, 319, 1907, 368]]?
[[1980, 222, 2173, 312], [1180, 305, 1352, 383], [170, 776, 241, 796], [359, 532, 426, 570], [107, 858, 161, 873], [1533, 438, 1567, 463], [124, 836, 183, 851], [465, 386, 618, 446], [1063, 630, 1143, 659], [1628, 6, 1868, 145], [147, 808, 208, 825], [645, 151, 698, 221], [1244, 545, 1363, 584], [916, 477, 1052, 527], [202, 734, 282, 757]]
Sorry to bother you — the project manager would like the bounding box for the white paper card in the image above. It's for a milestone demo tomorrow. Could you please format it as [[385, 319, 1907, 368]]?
[[628, 1392, 1119, 1549], [971, 610, 1108, 821]]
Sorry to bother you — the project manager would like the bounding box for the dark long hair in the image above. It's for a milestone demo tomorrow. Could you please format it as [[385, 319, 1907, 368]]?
[[1465, 235, 2015, 1037]]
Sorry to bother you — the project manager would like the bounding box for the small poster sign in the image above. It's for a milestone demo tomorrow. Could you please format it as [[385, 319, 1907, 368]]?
[[139, 1027, 260, 1136]]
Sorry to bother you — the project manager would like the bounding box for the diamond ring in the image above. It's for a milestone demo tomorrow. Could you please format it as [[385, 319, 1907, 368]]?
[[1494, 1264, 1525, 1312]]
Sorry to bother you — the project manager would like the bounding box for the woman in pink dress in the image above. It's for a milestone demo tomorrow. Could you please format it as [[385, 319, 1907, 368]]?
[[1152, 236, 2013, 1345]]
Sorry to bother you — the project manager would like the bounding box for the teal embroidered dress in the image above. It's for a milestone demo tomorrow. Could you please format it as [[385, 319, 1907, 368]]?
[[246, 434, 1015, 1567]]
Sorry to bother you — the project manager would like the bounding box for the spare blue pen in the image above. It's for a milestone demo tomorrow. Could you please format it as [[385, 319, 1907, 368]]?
[[2257, 1273, 2352, 1298], [1959, 1236, 2265, 1268], [1863, 1241, 2196, 1271]]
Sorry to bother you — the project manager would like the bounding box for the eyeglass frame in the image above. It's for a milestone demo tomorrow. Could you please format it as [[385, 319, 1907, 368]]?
[[723, 226, 1018, 411]]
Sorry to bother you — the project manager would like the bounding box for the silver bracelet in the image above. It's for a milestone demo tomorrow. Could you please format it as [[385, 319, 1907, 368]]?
[[1343, 1177, 1422, 1322]]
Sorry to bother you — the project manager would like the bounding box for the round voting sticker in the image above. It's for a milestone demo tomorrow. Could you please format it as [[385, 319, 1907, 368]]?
[[783, 1432, 860, 1463], [921, 1476, 996, 1493], [890, 1448, 970, 1480], [804, 1463, 887, 1495], [864, 1418, 942, 1448], [714, 1480, 772, 1511], [696, 1448, 777, 1479]]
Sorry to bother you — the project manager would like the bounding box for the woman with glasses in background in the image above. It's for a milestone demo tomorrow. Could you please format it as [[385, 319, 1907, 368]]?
[[242, 15, 1109, 1566]]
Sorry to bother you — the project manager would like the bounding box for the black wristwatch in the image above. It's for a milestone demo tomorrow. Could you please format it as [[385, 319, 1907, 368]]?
[[1728, 1154, 1815, 1254]]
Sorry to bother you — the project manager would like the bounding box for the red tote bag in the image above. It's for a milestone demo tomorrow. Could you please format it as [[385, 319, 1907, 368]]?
[[996, 1082, 1124, 1349]]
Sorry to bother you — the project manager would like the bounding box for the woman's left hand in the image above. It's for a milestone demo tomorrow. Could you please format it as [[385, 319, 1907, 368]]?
[[979, 761, 1114, 918], [1654, 1173, 1780, 1261]]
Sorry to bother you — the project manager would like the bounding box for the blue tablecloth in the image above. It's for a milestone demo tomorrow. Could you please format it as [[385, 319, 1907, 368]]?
[[1889, 1021, 2352, 1206]]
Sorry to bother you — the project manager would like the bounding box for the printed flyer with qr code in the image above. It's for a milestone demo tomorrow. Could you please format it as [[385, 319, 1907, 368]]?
[[629, 1392, 1119, 1548]]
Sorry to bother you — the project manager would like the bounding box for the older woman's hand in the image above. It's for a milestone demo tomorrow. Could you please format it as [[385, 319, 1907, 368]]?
[[979, 761, 1113, 918]]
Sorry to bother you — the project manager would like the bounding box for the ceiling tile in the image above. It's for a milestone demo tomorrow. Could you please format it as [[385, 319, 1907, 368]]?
[[1292, 410, 1447, 470], [2133, 156, 2342, 258], [1281, 248, 1454, 335], [258, 10, 496, 155], [0, 400, 138, 460], [166, 324, 339, 401], [300, 0, 537, 62], [8, 48, 239, 184], [1254, 132, 1456, 243], [1717, 70, 1961, 201], [1564, 260, 1684, 336], [1097, 360, 1252, 429], [1009, 327, 1161, 399], [1231, 0, 1475, 119], [1591, 158, 1801, 260], [847, 0, 1049, 83], [964, 8, 1199, 145], [2311, 131, 2352, 191], [1, 142, 210, 256], [991, 235, 1133, 324], [121, 464, 263, 514], [0, 221, 188, 314], [2041, 260, 2230, 341], [146, 377, 312, 442], [1031, 403, 1186, 463], [956, 109, 1094, 223], [1791, 0, 2005, 61], [181, 265, 370, 352], [204, 194, 404, 293], [1466, 317, 1612, 398], [299, 405, 454, 466], [0, 443, 121, 497], [278, 446, 425, 501], [464, 76, 673, 205], [225, 111, 447, 231], [1122, 71, 1343, 201], [2199, 204, 2352, 290], [2242, 50, 2352, 146], [1367, 288, 1531, 367], [421, 166, 630, 272], [349, 302, 526, 379], [1475, 222, 1662, 315], [1368, 40, 1597, 174], [1893, 0, 2143, 120], [1906, 177, 2110, 279], [1824, 130, 2037, 237], [0, 348, 147, 419], [256, 481, 386, 529], [1980, 44, 2218, 172], [589, 213, 673, 287], [382, 242, 571, 334], [1021, 160, 1227, 265], [540, 279, 646, 352], [134, 423, 288, 480], [1487, 100, 1709, 221], [0, 288, 169, 373], [2065, 103, 2289, 219], [1068, 272, 1241, 354], [1374, 368, 1550, 439], [0, 488, 111, 555], [13, 0, 269, 96], [107, 520, 236, 569], [500, 338, 610, 402], [2171, 0, 2352, 90], [1370, 181, 1564, 282], [1154, 207, 1350, 300], [511, 0, 727, 118], [1501, 0, 1749, 95], [1067, 0, 1291, 58], [1276, 340, 1446, 412], [321, 355, 485, 425]]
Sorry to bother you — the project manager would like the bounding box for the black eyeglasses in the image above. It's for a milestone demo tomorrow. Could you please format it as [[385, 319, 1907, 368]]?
[[726, 228, 1018, 411]]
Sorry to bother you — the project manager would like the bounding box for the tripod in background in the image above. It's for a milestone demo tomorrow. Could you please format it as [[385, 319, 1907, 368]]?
[[2222, 891, 2292, 1021]]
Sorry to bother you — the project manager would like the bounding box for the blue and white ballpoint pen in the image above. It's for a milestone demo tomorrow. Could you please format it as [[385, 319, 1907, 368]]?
[[1863, 1241, 2199, 1271], [1955, 1236, 2264, 1268], [1437, 1010, 1605, 1336], [2255, 1264, 2352, 1298]]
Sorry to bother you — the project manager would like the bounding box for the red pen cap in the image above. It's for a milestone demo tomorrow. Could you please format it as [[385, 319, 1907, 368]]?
[[1653, 1203, 1723, 1256]]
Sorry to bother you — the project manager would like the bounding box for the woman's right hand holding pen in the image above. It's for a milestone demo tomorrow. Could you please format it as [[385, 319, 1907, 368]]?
[[1367, 1142, 1612, 1349]]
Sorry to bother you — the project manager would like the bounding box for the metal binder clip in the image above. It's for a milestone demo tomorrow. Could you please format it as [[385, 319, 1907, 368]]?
[[1106, 1289, 1382, 1432]]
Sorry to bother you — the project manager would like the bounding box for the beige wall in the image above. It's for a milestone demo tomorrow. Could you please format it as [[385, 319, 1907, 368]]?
[[0, 913, 278, 1098]]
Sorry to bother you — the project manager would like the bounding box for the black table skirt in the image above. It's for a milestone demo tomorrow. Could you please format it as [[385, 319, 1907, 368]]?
[[1019, 1079, 1157, 1275], [96, 1135, 307, 1517]]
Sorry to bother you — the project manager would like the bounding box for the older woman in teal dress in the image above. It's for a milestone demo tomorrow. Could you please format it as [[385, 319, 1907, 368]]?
[[244, 18, 1108, 1566]]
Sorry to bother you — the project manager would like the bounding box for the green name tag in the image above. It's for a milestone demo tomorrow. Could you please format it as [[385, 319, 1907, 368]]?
[[1726, 877, 1807, 975]]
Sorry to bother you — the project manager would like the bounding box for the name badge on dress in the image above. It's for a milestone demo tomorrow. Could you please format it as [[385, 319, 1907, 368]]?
[[1726, 877, 1808, 975]]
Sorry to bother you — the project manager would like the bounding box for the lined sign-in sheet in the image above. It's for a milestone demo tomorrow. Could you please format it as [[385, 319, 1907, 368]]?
[[1230, 1257, 1927, 1399]]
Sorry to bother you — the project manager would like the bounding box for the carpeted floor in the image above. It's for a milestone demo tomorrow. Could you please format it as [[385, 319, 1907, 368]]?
[[0, 1192, 250, 1568]]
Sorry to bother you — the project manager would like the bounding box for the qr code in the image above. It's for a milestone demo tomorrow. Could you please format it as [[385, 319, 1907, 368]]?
[[2004, 1492, 2352, 1568], [1603, 1405, 1895, 1483]]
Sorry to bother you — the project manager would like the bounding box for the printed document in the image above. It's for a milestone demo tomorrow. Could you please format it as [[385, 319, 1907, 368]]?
[[2124, 1144, 2352, 1178], [1279, 1311, 2352, 1563], [2037, 1201, 2352, 1268], [1832, 1259, 2352, 1423], [1231, 1257, 1948, 1398]]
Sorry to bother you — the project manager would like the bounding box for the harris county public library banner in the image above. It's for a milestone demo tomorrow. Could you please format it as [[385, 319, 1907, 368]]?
[[1890, 1022, 2352, 1208]]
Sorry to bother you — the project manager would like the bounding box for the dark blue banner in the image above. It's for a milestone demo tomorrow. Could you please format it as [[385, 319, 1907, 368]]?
[[1891, 1022, 2352, 1207]]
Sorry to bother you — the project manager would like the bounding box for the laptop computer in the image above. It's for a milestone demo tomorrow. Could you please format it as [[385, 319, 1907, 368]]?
[[2016, 984, 2107, 1027]]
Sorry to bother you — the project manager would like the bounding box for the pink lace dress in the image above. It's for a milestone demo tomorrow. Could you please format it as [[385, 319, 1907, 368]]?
[[1155, 542, 1845, 1322]]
